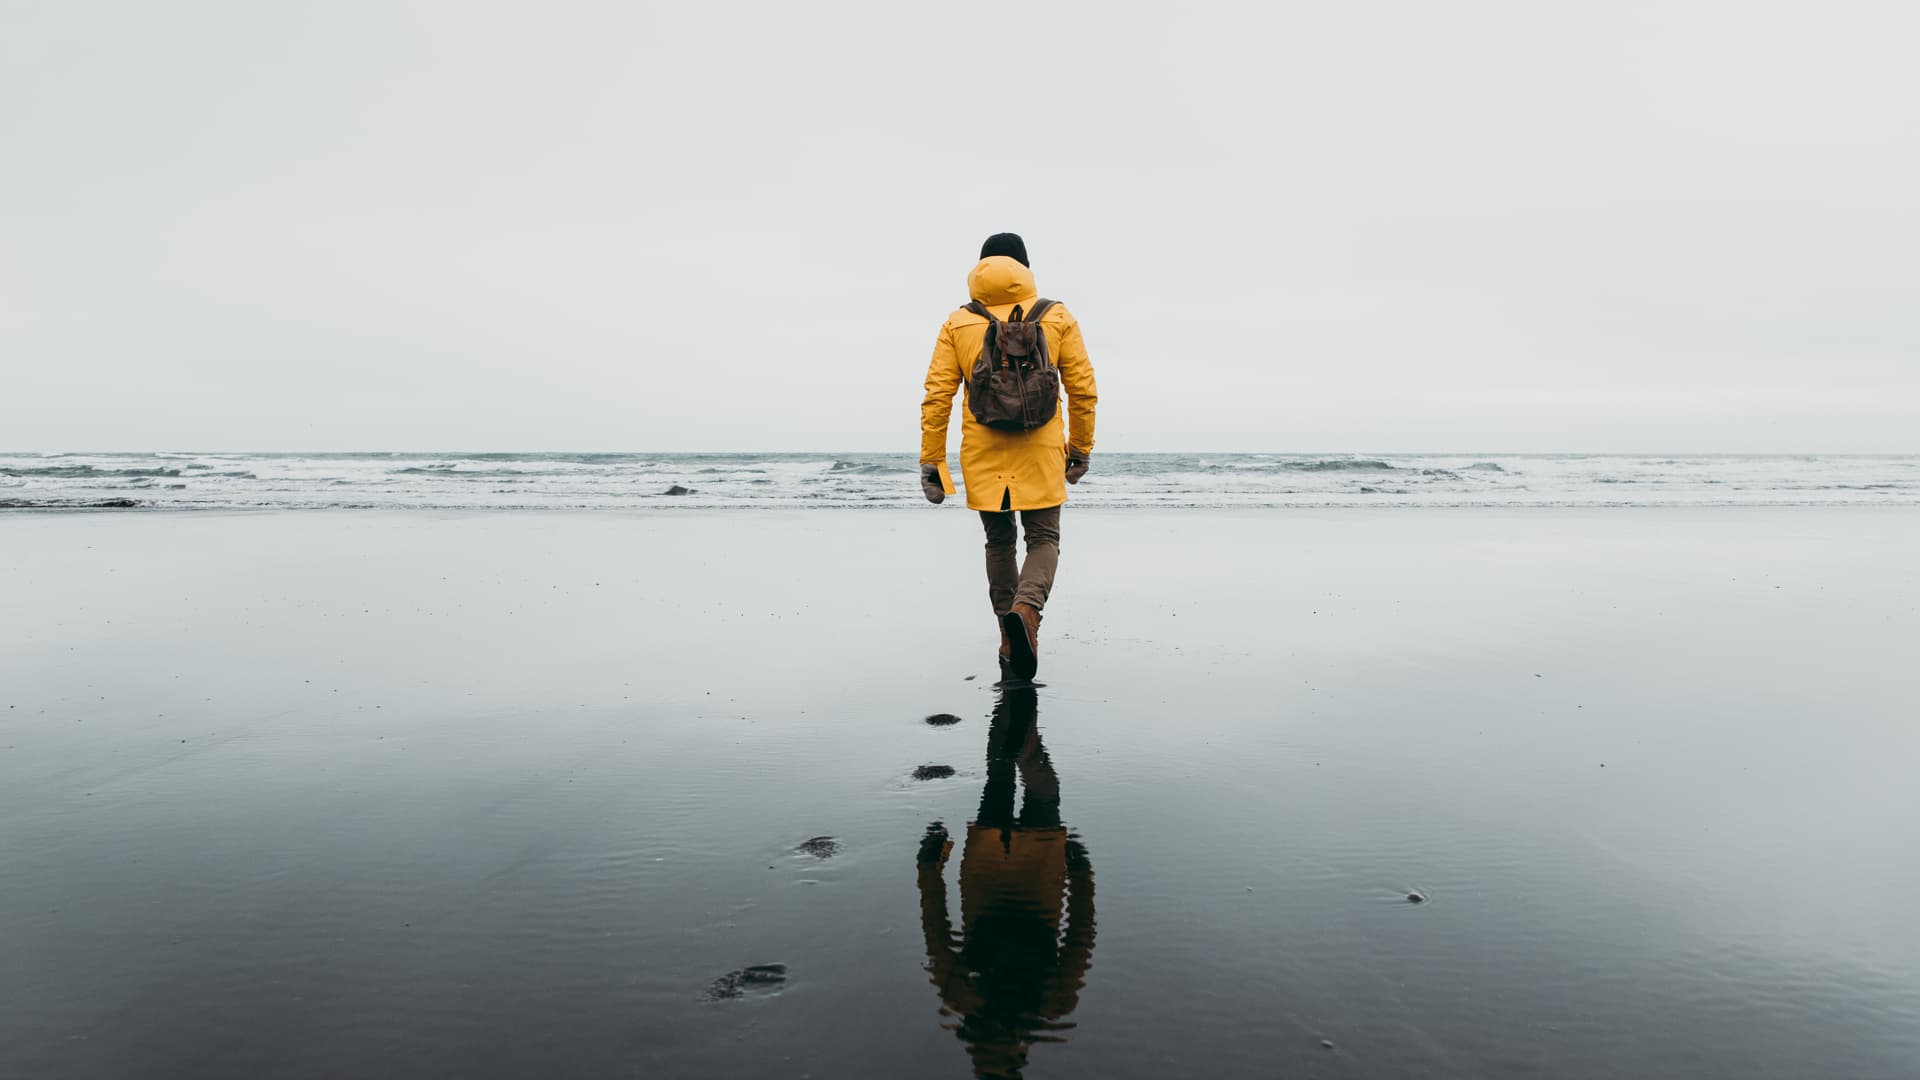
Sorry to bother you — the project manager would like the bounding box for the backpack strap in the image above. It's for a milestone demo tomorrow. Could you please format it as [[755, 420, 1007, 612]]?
[[967, 300, 1057, 323]]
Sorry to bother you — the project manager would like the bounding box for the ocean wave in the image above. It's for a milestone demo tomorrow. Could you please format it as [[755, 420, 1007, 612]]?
[[827, 460, 902, 475], [1283, 458, 1398, 472], [1, 465, 184, 478], [4, 453, 1915, 510], [449, 452, 644, 464], [1, 497, 145, 509], [390, 465, 547, 478], [391, 461, 652, 478]]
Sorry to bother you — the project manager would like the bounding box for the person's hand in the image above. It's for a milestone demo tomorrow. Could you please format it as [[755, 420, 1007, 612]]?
[[920, 463, 945, 504], [1065, 453, 1090, 485]]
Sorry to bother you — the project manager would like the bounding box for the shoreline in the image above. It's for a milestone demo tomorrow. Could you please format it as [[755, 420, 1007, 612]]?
[[8, 451, 1917, 513]]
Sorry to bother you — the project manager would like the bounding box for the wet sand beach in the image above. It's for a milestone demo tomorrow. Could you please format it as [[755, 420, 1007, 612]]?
[[3, 509, 1918, 1078]]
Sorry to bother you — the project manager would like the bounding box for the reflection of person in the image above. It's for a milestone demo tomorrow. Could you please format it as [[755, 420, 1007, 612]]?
[[918, 232, 1099, 680], [916, 686, 1095, 1079]]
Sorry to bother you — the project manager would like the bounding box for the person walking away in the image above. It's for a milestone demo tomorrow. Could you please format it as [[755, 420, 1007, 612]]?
[[919, 233, 1099, 680]]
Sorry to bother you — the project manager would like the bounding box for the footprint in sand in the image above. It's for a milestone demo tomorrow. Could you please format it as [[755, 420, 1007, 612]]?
[[702, 964, 788, 1001], [793, 836, 839, 859]]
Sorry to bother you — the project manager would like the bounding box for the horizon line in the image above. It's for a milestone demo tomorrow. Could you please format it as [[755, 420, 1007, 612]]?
[[6, 449, 1917, 457]]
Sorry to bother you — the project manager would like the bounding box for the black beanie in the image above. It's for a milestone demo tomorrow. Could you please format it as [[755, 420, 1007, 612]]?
[[979, 232, 1029, 267]]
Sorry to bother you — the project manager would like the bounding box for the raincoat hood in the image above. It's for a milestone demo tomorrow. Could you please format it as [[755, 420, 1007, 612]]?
[[967, 256, 1038, 308]]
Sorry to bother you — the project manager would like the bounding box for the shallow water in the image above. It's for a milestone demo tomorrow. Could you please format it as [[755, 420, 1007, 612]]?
[[3, 509, 1918, 1077]]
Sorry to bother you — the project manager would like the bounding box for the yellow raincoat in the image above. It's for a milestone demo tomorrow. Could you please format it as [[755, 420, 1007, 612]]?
[[920, 256, 1099, 511]]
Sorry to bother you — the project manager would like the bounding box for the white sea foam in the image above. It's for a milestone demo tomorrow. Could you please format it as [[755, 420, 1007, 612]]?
[[2, 452, 1916, 510]]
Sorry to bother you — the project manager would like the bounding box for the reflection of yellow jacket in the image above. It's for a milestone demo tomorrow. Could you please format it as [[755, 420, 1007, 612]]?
[[961, 824, 1069, 926], [920, 256, 1099, 512], [918, 826, 1095, 1054]]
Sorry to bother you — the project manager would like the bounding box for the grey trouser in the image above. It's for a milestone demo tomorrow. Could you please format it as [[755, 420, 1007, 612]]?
[[979, 505, 1061, 615]]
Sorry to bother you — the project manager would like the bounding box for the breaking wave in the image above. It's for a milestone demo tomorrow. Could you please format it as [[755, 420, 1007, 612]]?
[[1281, 458, 1398, 472], [2, 465, 183, 478]]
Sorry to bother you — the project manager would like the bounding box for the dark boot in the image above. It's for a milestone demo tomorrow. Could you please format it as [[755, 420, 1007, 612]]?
[[1000, 602, 1041, 681]]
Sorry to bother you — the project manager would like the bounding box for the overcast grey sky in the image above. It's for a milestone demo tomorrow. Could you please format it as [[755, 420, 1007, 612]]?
[[2, 1, 1913, 452]]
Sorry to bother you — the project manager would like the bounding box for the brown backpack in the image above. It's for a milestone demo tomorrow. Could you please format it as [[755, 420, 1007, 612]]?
[[963, 299, 1060, 431]]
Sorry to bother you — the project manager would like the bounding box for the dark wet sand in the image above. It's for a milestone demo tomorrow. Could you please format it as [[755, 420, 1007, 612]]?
[[3, 509, 1918, 1078]]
